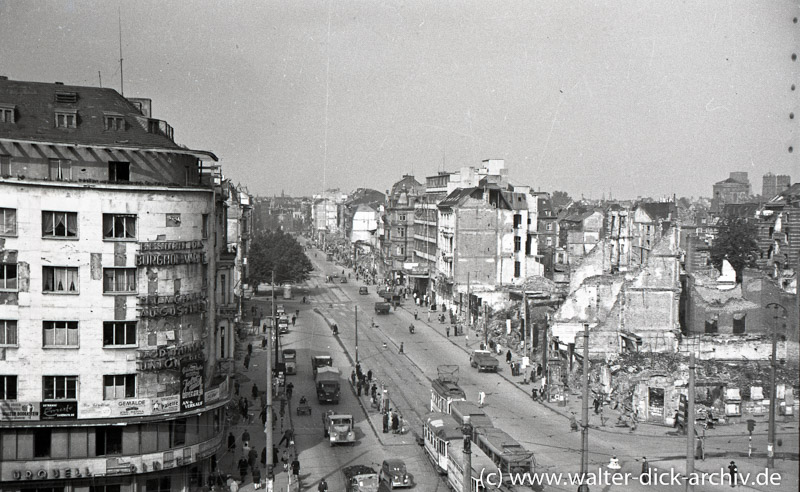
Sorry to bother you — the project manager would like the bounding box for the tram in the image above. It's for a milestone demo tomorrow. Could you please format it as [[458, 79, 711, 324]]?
[[422, 412, 464, 474]]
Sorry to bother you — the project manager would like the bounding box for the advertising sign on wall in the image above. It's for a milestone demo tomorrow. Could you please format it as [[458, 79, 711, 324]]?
[[40, 401, 78, 420], [180, 361, 204, 411], [79, 399, 150, 419], [151, 395, 180, 415], [0, 402, 40, 421]]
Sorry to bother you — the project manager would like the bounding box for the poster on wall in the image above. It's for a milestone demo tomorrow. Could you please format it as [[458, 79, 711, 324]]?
[[0, 402, 40, 421], [180, 361, 204, 412], [40, 401, 78, 420], [152, 394, 180, 415]]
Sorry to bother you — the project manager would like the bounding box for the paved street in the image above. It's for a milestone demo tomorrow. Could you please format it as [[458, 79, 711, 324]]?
[[304, 243, 799, 492]]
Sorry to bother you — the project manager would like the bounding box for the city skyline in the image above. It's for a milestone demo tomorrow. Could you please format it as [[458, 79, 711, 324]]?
[[0, 0, 795, 199]]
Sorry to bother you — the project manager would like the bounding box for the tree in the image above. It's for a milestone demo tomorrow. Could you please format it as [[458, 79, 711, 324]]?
[[248, 230, 313, 285], [551, 190, 573, 212], [709, 218, 761, 282]]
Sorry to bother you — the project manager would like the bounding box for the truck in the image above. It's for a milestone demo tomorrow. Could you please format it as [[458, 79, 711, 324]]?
[[311, 355, 333, 376], [323, 410, 356, 446], [282, 349, 297, 375], [374, 301, 391, 315], [470, 350, 500, 372], [315, 366, 341, 404]]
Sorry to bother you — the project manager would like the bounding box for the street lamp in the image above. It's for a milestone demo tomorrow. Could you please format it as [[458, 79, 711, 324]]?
[[765, 302, 786, 469]]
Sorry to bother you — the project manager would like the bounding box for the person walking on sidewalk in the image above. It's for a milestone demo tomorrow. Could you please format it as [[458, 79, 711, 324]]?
[[227, 432, 235, 452], [243, 353, 251, 370], [506, 350, 512, 364], [446, 325, 450, 337], [241, 430, 250, 448], [237, 458, 249, 483], [248, 446, 258, 471], [251, 384, 259, 400], [318, 479, 328, 492], [570, 413, 579, 432], [382, 412, 389, 433], [247, 342, 253, 355], [291, 458, 300, 477], [251, 467, 261, 487], [478, 391, 486, 408], [367, 369, 373, 382]]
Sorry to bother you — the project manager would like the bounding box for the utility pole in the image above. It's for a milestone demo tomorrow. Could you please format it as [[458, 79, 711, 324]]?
[[580, 325, 590, 488], [686, 351, 696, 492], [466, 272, 471, 329], [484, 304, 489, 349], [462, 416, 473, 492], [765, 303, 786, 469], [523, 292, 529, 357], [355, 306, 359, 364], [265, 272, 275, 489]]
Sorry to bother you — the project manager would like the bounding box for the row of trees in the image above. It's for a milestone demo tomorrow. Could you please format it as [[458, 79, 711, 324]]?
[[248, 230, 313, 286]]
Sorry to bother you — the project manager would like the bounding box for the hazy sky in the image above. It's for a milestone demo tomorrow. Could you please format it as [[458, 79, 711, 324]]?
[[0, 1, 796, 199]]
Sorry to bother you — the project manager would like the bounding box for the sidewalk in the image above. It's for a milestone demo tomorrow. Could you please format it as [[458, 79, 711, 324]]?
[[218, 298, 297, 492]]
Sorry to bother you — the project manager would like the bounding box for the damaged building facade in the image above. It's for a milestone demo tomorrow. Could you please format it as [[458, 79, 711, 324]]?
[[0, 78, 238, 491]]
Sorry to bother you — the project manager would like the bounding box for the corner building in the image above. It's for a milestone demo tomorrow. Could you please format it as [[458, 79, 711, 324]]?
[[0, 77, 230, 492]]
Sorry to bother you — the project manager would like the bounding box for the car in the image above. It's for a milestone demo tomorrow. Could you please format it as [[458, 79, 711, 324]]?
[[359, 286, 369, 295], [340, 276, 348, 283], [343, 465, 379, 492], [278, 316, 289, 334], [276, 304, 286, 315], [470, 349, 499, 372], [379, 459, 411, 489]]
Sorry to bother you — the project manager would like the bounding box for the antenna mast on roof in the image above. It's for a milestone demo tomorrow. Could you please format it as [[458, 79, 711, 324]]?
[[118, 7, 124, 96]]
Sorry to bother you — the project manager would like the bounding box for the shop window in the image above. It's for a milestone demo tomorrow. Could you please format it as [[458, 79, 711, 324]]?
[[103, 321, 137, 346], [0, 207, 15, 236], [0, 375, 17, 400], [103, 374, 136, 400], [43, 375, 78, 400], [43, 266, 79, 293], [0, 320, 17, 347], [42, 211, 77, 237], [171, 418, 186, 446], [95, 427, 123, 456], [43, 321, 79, 347], [103, 268, 137, 294], [0, 262, 17, 290], [33, 429, 51, 458], [146, 477, 171, 492], [102, 214, 136, 239]]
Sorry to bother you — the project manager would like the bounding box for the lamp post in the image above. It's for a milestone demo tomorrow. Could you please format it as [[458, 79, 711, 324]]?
[[765, 302, 786, 469]]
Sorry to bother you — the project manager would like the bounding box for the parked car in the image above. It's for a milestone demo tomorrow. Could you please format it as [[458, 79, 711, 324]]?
[[340, 277, 348, 283], [379, 459, 411, 489], [343, 465, 379, 492], [359, 286, 369, 295]]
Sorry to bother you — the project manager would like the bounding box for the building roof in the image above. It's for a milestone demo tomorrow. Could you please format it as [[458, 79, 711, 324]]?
[[438, 187, 484, 209], [721, 203, 760, 220], [637, 202, 676, 221], [715, 177, 749, 185], [0, 77, 217, 160], [389, 174, 423, 197], [767, 183, 800, 205]]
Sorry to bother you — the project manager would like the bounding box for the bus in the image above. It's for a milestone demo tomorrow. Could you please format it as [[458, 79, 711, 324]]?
[[422, 412, 464, 475]]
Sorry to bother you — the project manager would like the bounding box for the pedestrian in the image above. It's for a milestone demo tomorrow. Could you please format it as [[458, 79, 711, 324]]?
[[229, 479, 239, 492], [272, 446, 278, 467], [367, 369, 373, 381], [728, 461, 738, 487], [414, 310, 418, 320], [247, 342, 253, 355], [318, 479, 328, 492], [261, 446, 267, 466], [351, 370, 356, 386], [252, 384, 259, 400], [238, 458, 249, 483], [243, 353, 251, 370], [259, 405, 266, 425], [296, 309, 299, 318], [291, 458, 300, 477], [640, 457, 650, 484], [234, 380, 240, 396], [399, 342, 404, 353], [252, 467, 261, 486], [382, 412, 389, 433], [478, 391, 486, 408], [227, 432, 235, 451], [446, 325, 450, 337], [392, 412, 400, 433], [286, 382, 294, 400], [281, 449, 289, 471], [630, 411, 638, 433], [599, 406, 606, 427], [278, 428, 293, 448], [292, 315, 296, 326], [356, 363, 362, 379], [248, 446, 258, 470], [241, 430, 250, 448], [242, 441, 251, 460], [570, 413, 579, 432], [593, 397, 600, 414], [357, 379, 363, 396], [371, 383, 377, 400], [261, 336, 267, 348]]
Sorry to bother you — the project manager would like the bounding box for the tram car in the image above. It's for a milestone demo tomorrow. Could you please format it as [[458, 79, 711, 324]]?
[[446, 441, 497, 492], [472, 426, 535, 478], [423, 412, 464, 475], [449, 400, 493, 428], [431, 375, 467, 414]]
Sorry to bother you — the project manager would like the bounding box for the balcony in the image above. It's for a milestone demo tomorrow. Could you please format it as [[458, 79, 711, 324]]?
[[219, 244, 237, 263]]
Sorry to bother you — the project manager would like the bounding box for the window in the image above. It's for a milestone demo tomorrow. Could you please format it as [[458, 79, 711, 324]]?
[[54, 110, 77, 128], [104, 115, 125, 131], [546, 237, 553, 247], [48, 158, 72, 180], [733, 314, 746, 334], [546, 223, 553, 231], [0, 375, 17, 400], [103, 268, 136, 294], [513, 214, 522, 229], [0, 105, 14, 123], [514, 260, 521, 278], [91, 486, 121, 492], [202, 214, 209, 238], [43, 321, 79, 347], [514, 236, 521, 252], [103, 321, 137, 346], [108, 161, 130, 182], [145, 478, 171, 492], [704, 319, 718, 334], [96, 426, 124, 455], [43, 375, 78, 400], [0, 320, 18, 346], [399, 214, 406, 221], [43, 266, 79, 293], [0, 263, 17, 290], [103, 374, 136, 400], [171, 418, 187, 446], [33, 429, 51, 458], [0, 207, 15, 236], [0, 155, 10, 175], [42, 211, 77, 237], [397, 228, 405, 238], [102, 214, 136, 239]]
